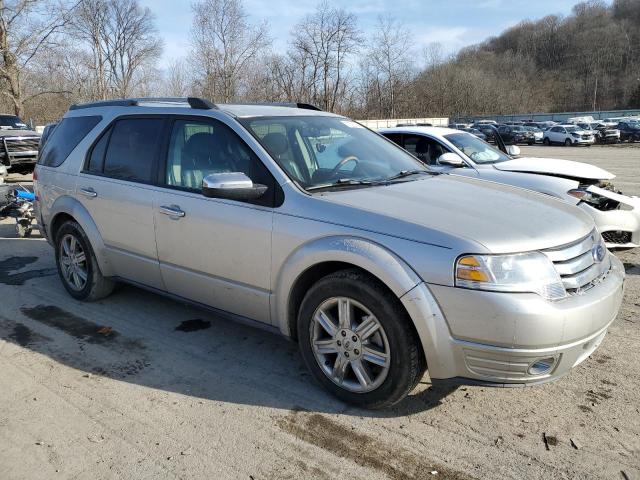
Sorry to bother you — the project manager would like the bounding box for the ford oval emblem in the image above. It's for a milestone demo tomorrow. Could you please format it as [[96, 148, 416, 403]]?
[[592, 244, 605, 263]]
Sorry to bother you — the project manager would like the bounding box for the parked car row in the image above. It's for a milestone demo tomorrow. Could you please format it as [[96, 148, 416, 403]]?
[[33, 98, 627, 409], [450, 116, 640, 146]]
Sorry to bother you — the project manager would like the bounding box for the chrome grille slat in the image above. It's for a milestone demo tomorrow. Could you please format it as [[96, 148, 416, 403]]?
[[4, 137, 39, 153], [543, 229, 609, 292], [560, 261, 608, 290], [553, 250, 593, 275], [543, 232, 594, 262]]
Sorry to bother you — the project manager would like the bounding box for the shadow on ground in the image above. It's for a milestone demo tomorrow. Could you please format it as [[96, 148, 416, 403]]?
[[0, 242, 456, 417]]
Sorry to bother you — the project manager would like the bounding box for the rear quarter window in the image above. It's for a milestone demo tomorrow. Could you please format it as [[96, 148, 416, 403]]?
[[38, 116, 102, 167]]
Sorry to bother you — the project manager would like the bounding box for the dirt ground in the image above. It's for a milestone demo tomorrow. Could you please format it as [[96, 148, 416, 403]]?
[[0, 146, 639, 479]]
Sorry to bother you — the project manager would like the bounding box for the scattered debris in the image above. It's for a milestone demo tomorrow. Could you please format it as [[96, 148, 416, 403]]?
[[543, 432, 558, 450], [82, 373, 92, 379], [430, 471, 438, 475], [570, 438, 582, 450], [175, 319, 211, 332], [35, 441, 42, 446], [621, 470, 631, 480], [87, 434, 106, 443], [97, 326, 113, 335], [494, 436, 504, 447], [180, 447, 192, 456]]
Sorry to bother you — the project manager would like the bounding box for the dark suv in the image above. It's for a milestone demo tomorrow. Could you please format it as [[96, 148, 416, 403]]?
[[617, 121, 640, 142], [0, 114, 41, 173], [496, 125, 535, 145]]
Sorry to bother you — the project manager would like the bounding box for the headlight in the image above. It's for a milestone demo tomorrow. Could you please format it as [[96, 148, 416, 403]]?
[[571, 132, 580, 137], [455, 252, 566, 300], [567, 188, 601, 204]]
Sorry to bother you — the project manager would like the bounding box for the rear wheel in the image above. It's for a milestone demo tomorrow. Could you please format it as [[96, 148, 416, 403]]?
[[55, 220, 115, 301], [543, 137, 550, 146], [297, 268, 425, 409]]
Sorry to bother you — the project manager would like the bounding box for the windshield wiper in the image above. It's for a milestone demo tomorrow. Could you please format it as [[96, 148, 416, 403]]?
[[383, 169, 431, 182], [306, 178, 376, 192]]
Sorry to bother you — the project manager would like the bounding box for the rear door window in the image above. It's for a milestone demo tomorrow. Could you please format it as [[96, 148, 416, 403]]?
[[38, 116, 102, 167], [102, 118, 164, 183]]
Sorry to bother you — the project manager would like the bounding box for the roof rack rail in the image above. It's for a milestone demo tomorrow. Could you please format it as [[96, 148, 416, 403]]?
[[69, 97, 218, 111], [227, 102, 323, 111]]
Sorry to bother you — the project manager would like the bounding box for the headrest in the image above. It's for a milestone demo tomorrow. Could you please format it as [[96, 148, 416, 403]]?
[[262, 132, 288, 156]]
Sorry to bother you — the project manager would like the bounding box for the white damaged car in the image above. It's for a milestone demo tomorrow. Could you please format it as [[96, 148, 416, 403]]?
[[380, 126, 640, 249]]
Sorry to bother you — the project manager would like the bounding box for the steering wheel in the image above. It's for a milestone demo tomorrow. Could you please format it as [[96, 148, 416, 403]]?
[[330, 155, 359, 177]]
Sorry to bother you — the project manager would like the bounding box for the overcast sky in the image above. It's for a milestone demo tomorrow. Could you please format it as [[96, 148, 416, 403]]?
[[140, 0, 608, 68]]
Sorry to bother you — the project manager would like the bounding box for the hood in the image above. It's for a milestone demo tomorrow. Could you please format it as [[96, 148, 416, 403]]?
[[493, 157, 614, 181], [318, 175, 593, 254], [0, 128, 39, 138]]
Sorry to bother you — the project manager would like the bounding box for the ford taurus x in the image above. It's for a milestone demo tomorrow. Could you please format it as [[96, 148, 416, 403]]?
[[34, 98, 625, 408]]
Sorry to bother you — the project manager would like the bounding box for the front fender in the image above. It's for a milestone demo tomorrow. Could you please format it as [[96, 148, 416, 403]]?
[[49, 195, 113, 276], [272, 235, 422, 338]]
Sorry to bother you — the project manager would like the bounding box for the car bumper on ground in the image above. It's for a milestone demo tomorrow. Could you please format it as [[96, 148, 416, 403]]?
[[403, 254, 625, 385]]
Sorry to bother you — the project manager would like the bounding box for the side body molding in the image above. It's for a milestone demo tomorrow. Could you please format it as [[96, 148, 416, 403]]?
[[272, 236, 423, 337], [48, 195, 113, 277]]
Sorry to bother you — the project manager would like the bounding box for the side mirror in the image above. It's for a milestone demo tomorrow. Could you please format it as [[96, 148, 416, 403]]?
[[202, 172, 267, 201], [506, 145, 520, 156], [437, 152, 465, 167]]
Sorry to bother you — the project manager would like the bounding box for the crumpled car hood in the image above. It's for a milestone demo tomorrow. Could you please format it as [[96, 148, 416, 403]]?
[[494, 157, 615, 181]]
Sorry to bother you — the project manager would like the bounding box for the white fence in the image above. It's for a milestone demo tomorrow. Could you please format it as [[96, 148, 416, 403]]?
[[357, 117, 449, 129]]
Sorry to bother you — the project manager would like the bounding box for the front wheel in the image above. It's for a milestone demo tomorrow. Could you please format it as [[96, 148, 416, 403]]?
[[564, 138, 572, 146], [55, 220, 115, 301], [297, 269, 425, 409]]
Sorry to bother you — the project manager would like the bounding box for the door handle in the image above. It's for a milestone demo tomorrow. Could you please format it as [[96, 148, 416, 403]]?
[[79, 187, 97, 198], [159, 205, 185, 218]]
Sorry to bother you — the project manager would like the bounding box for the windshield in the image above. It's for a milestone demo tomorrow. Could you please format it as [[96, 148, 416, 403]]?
[[565, 126, 579, 132], [241, 116, 429, 190], [444, 132, 511, 164], [0, 115, 29, 130]]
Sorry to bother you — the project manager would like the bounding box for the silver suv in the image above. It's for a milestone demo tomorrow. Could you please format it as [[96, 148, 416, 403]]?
[[34, 98, 625, 408]]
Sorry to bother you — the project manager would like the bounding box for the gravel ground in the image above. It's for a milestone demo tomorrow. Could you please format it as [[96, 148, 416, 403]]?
[[0, 146, 639, 480]]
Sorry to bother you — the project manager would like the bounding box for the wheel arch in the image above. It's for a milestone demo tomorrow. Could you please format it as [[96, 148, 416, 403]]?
[[272, 236, 423, 341], [48, 195, 113, 276]]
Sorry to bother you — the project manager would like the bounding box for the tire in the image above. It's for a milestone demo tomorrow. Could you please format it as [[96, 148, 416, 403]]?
[[55, 220, 115, 301], [543, 137, 550, 146], [297, 268, 425, 409], [564, 138, 572, 146]]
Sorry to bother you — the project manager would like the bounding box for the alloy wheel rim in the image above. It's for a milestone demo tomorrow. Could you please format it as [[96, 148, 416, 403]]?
[[59, 234, 88, 291], [310, 297, 391, 393]]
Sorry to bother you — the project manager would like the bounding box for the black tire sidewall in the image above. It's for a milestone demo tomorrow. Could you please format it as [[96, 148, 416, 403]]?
[[55, 221, 96, 300], [297, 271, 421, 408]]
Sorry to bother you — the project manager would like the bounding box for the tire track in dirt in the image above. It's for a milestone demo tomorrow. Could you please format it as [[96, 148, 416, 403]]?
[[277, 410, 472, 480]]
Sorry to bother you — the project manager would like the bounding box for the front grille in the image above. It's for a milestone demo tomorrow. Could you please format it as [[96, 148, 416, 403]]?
[[3, 137, 39, 153], [543, 230, 610, 293], [602, 231, 632, 245]]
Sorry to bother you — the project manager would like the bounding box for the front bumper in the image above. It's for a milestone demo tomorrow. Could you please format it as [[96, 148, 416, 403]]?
[[402, 254, 625, 385], [573, 136, 595, 144], [581, 187, 640, 249]]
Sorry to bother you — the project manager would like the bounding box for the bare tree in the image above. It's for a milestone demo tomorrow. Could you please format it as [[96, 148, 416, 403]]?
[[190, 0, 269, 102], [73, 0, 162, 99], [363, 15, 412, 117], [291, 1, 362, 112], [0, 0, 77, 116], [162, 58, 191, 97]]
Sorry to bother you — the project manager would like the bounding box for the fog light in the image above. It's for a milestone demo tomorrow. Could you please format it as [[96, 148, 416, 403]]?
[[528, 357, 557, 376]]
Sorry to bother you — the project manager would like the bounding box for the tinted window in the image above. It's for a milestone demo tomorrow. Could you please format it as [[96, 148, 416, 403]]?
[[87, 126, 111, 174], [402, 135, 448, 165], [38, 116, 102, 167], [165, 118, 275, 205], [103, 118, 163, 182]]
